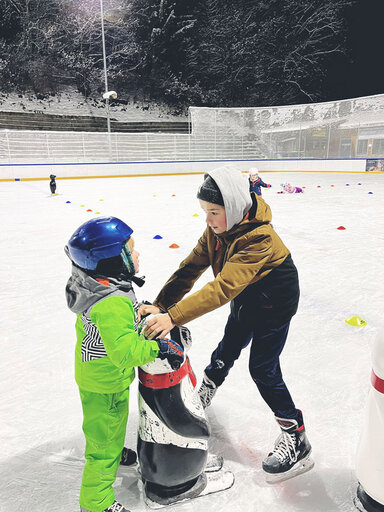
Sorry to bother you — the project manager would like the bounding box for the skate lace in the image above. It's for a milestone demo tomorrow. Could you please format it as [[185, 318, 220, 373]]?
[[271, 431, 297, 464], [198, 381, 216, 407]]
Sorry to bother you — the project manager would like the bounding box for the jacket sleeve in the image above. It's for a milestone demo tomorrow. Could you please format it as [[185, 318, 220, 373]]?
[[167, 233, 273, 325], [90, 296, 159, 370], [153, 230, 211, 311]]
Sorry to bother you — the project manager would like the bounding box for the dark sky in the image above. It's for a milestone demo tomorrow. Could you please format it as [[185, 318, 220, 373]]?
[[326, 0, 384, 100]]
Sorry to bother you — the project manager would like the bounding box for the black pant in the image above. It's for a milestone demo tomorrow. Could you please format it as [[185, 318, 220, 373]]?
[[205, 313, 299, 419]]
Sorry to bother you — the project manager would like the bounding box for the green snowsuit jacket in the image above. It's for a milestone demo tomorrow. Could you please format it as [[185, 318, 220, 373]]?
[[66, 266, 159, 393], [66, 267, 159, 511]]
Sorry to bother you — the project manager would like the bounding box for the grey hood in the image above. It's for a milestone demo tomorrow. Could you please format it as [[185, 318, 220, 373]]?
[[65, 265, 134, 315], [205, 165, 252, 231]]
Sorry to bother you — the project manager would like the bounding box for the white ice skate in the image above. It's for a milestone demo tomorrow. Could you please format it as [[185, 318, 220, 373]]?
[[198, 373, 217, 408]]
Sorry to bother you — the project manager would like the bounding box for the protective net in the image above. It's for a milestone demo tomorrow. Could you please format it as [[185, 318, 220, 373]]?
[[1, 94, 384, 164], [189, 94, 384, 160]]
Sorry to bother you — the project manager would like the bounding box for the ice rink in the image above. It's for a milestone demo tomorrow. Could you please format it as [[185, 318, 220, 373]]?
[[1, 169, 383, 512]]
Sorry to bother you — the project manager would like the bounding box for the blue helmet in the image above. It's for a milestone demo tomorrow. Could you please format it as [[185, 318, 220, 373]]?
[[65, 216, 134, 274]]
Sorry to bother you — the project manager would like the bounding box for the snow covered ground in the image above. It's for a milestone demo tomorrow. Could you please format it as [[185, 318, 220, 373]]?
[[0, 87, 186, 121], [0, 170, 383, 512]]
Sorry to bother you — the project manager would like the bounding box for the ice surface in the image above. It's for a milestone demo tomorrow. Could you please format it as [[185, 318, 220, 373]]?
[[0, 171, 383, 512]]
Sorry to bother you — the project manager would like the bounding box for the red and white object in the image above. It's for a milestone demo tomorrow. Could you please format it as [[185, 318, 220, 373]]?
[[137, 325, 234, 508], [355, 331, 384, 510]]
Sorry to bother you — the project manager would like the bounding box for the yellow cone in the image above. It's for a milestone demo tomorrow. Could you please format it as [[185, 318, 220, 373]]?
[[345, 315, 367, 327]]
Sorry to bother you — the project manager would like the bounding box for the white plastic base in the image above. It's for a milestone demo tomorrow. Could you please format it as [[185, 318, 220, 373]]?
[[144, 468, 234, 509], [205, 453, 224, 472]]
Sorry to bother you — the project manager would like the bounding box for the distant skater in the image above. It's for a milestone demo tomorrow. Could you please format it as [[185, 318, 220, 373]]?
[[49, 174, 57, 195], [248, 168, 271, 196], [279, 183, 303, 194]]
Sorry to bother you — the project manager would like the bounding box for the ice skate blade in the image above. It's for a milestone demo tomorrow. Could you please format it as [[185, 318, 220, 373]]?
[[205, 453, 224, 472], [144, 469, 234, 509], [264, 456, 314, 484], [353, 495, 365, 512]]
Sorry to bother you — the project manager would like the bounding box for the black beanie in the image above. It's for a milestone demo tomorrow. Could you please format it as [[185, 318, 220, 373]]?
[[196, 175, 224, 206]]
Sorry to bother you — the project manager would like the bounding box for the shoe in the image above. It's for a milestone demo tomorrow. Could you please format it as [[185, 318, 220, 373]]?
[[120, 447, 137, 466], [262, 412, 314, 483], [80, 501, 130, 512], [198, 373, 217, 409], [105, 502, 130, 512]]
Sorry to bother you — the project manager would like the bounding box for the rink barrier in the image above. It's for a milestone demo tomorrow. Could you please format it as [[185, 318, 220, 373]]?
[[0, 158, 381, 181]]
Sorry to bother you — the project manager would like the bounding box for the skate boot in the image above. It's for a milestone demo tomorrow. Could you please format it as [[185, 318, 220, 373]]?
[[120, 447, 137, 466], [81, 501, 130, 512], [198, 373, 217, 409], [262, 412, 314, 483]]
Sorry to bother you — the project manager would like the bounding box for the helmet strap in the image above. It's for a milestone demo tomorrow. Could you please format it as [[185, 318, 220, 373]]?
[[131, 275, 146, 287], [121, 242, 136, 276]]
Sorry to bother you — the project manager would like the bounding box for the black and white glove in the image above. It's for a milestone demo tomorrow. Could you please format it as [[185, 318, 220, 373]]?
[[156, 338, 185, 370]]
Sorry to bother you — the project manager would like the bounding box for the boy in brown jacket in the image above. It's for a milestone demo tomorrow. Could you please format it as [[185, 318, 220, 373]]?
[[140, 165, 313, 483]]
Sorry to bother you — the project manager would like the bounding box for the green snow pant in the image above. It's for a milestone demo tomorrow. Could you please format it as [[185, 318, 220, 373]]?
[[79, 388, 130, 512]]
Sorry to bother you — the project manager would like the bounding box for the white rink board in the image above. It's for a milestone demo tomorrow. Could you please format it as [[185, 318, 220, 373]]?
[[0, 170, 383, 512], [0, 158, 367, 180]]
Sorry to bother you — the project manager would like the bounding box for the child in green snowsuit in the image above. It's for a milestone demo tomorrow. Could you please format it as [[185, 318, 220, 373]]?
[[65, 216, 184, 512]]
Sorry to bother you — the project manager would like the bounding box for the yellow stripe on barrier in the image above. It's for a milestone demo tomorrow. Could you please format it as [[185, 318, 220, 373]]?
[[0, 171, 206, 182], [0, 170, 383, 182]]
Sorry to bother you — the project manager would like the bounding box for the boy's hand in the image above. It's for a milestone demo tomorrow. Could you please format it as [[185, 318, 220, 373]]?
[[156, 338, 185, 370], [145, 313, 175, 339], [138, 304, 161, 320]]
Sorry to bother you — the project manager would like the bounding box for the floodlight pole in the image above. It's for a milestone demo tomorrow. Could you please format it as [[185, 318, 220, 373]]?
[[100, 0, 112, 158], [100, 0, 110, 133]]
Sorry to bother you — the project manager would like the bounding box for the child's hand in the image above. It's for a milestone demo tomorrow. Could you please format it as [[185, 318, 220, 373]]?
[[138, 304, 161, 320], [145, 313, 175, 339]]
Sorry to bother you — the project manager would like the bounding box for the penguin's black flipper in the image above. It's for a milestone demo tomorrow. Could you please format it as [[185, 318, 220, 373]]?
[[139, 383, 210, 439]]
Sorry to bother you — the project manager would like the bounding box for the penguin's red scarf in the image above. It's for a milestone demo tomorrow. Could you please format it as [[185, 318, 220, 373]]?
[[139, 357, 197, 389]]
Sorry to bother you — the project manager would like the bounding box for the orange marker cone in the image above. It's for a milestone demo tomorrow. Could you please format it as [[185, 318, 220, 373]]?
[[169, 243, 180, 249]]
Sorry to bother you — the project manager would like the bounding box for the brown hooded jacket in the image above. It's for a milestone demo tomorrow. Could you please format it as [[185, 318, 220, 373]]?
[[154, 186, 299, 328]]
